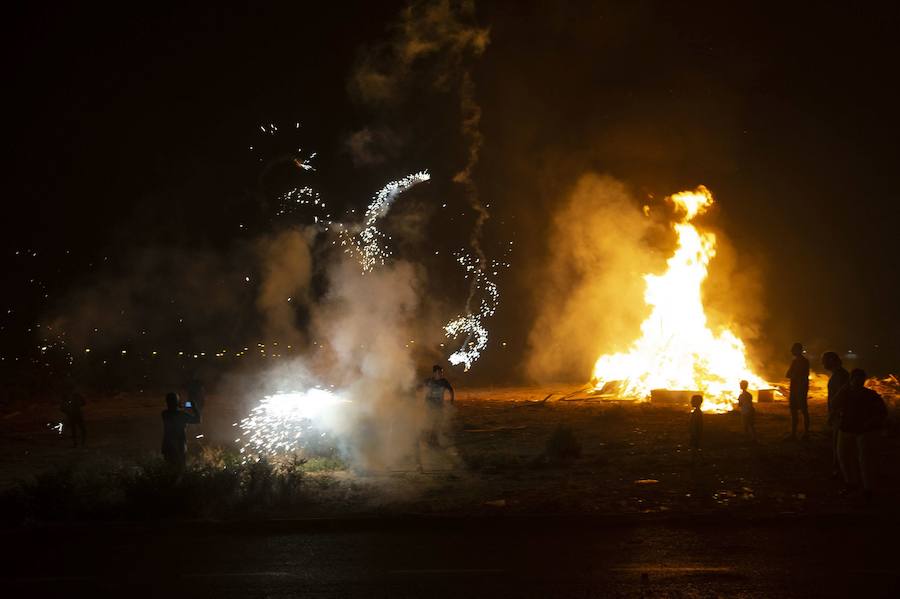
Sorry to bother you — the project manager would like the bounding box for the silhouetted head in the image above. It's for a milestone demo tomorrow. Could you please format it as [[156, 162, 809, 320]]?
[[432, 364, 443, 379], [791, 342, 804, 357], [165, 392, 179, 411], [821, 351, 841, 371], [739, 380, 749, 390], [691, 394, 703, 409], [849, 368, 867, 389]]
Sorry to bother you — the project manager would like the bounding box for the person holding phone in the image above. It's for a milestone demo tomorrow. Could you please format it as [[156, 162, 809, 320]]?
[[161, 391, 201, 470]]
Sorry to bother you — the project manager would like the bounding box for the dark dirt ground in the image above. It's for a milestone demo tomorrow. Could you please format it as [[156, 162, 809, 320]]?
[[2, 379, 898, 519]]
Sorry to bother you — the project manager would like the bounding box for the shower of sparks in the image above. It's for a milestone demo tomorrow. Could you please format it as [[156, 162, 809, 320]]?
[[444, 251, 510, 371], [340, 171, 431, 272], [275, 186, 332, 227], [235, 388, 349, 457]]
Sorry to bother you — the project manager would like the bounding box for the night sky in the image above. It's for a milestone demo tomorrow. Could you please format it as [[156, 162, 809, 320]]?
[[5, 2, 899, 385]]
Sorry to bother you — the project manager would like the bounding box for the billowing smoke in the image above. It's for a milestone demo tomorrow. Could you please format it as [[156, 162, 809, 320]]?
[[255, 227, 315, 347], [345, 126, 404, 166], [350, 0, 489, 105], [526, 175, 659, 382], [229, 246, 437, 470], [232, 166, 448, 469], [310, 258, 426, 468]]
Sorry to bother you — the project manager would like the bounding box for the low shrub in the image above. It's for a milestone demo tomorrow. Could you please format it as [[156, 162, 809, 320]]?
[[3, 452, 345, 524], [545, 424, 582, 463]]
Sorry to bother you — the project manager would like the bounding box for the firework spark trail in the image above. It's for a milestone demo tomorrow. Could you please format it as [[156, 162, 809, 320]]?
[[443, 250, 509, 370], [340, 171, 431, 272], [442, 66, 500, 371], [236, 389, 349, 458]]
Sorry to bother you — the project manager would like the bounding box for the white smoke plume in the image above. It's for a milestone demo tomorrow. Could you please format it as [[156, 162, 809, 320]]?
[[255, 227, 315, 347], [310, 258, 426, 468]]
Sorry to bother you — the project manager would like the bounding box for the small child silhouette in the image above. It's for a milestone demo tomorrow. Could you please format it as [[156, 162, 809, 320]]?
[[737, 380, 757, 443], [689, 394, 703, 463]]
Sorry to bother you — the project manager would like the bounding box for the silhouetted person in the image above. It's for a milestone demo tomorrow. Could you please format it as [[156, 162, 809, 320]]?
[[835, 369, 887, 503], [60, 386, 86, 448], [161, 391, 200, 470], [689, 394, 703, 463], [785, 342, 810, 440], [822, 351, 850, 477], [737, 380, 757, 443]]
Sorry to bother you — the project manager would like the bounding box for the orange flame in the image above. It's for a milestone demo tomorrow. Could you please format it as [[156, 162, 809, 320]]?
[[590, 186, 766, 412]]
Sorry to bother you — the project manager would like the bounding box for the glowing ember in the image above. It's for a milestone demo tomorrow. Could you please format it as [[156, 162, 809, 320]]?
[[236, 388, 349, 457], [590, 186, 767, 412]]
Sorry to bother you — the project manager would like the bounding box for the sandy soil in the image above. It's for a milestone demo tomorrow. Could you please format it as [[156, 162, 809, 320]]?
[[1, 381, 898, 517]]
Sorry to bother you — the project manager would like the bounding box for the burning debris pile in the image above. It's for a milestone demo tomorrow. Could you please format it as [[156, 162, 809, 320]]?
[[869, 374, 900, 406], [589, 187, 768, 412]]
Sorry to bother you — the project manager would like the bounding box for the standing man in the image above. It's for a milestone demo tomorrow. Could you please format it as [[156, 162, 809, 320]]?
[[161, 392, 201, 470], [785, 342, 810, 440], [822, 351, 850, 477], [834, 369, 887, 503], [422, 364, 455, 447], [60, 382, 86, 448]]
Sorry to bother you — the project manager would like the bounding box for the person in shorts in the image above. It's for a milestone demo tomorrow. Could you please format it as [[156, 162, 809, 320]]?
[[785, 342, 810, 440], [421, 364, 454, 446]]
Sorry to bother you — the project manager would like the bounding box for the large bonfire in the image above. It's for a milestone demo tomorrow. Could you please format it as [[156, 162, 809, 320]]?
[[590, 186, 767, 412]]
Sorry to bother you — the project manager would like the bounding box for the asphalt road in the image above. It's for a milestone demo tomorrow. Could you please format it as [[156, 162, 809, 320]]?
[[2, 516, 898, 598]]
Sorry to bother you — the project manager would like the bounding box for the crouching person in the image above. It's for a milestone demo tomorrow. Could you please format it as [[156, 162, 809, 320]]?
[[161, 392, 201, 470], [835, 369, 887, 504]]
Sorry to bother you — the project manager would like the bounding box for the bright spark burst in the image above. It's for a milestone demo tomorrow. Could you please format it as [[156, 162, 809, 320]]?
[[590, 186, 767, 412], [235, 389, 348, 457], [340, 171, 431, 272]]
